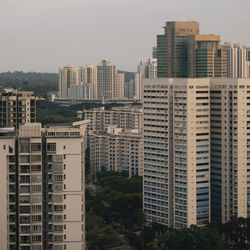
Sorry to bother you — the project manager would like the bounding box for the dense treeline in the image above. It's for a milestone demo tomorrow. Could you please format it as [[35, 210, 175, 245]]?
[[0, 71, 58, 97], [36, 100, 126, 125], [86, 171, 250, 250]]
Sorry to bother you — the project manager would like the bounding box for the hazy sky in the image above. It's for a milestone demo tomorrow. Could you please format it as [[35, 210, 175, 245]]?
[[0, 0, 249, 72]]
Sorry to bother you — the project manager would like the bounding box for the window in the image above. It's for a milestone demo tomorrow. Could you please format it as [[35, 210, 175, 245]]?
[[32, 205, 41, 212], [32, 215, 41, 222], [54, 225, 63, 232], [31, 185, 41, 192], [31, 165, 41, 172], [54, 215, 63, 222], [31, 155, 41, 163], [31, 175, 42, 183], [20, 155, 30, 163], [54, 195, 63, 202], [31, 195, 42, 203], [20, 143, 30, 153], [47, 143, 56, 152], [32, 235, 41, 242], [31, 143, 41, 152]]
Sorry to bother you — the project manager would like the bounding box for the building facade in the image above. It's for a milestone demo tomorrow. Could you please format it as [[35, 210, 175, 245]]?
[[0, 121, 88, 250], [157, 21, 199, 78], [96, 59, 124, 100], [83, 105, 143, 138], [135, 59, 157, 100], [142, 77, 250, 228], [78, 65, 97, 99], [68, 83, 93, 99], [89, 125, 143, 179], [143, 78, 210, 228], [0, 88, 36, 128], [188, 34, 227, 78], [222, 43, 248, 78], [59, 65, 79, 98]]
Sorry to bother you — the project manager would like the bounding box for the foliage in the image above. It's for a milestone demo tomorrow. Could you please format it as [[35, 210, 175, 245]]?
[[160, 225, 224, 250], [36, 100, 79, 125], [36, 100, 128, 125], [86, 211, 122, 250], [0, 71, 58, 97]]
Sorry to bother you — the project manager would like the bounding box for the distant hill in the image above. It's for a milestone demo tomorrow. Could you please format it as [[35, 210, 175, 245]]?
[[0, 71, 58, 97]]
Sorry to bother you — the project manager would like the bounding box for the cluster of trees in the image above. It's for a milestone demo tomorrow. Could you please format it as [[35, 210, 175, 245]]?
[[86, 211, 122, 249], [36, 100, 126, 125], [0, 71, 58, 97], [86, 171, 250, 250], [86, 171, 143, 249]]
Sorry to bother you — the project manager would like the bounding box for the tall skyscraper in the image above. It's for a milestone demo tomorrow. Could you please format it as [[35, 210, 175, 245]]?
[[142, 77, 250, 228], [157, 21, 199, 78], [0, 88, 36, 128], [96, 59, 124, 100], [59, 65, 78, 98], [78, 65, 97, 99], [188, 34, 227, 77], [222, 43, 248, 78], [0, 121, 88, 250], [152, 47, 157, 59]]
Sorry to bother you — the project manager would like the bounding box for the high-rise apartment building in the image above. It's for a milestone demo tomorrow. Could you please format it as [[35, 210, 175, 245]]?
[[222, 43, 248, 78], [0, 121, 88, 250], [210, 79, 250, 223], [89, 125, 143, 179], [59, 65, 79, 98], [142, 77, 250, 228], [83, 105, 143, 136], [96, 59, 124, 100], [135, 59, 157, 100], [79, 65, 97, 99], [68, 83, 93, 99], [157, 21, 199, 78], [0, 88, 36, 128], [188, 34, 227, 77], [138, 59, 157, 79], [143, 78, 210, 228], [124, 80, 136, 100]]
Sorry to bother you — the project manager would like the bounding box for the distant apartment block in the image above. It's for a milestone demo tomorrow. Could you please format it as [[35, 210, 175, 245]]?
[[59, 65, 78, 98], [97, 59, 124, 100], [83, 105, 143, 138], [0, 88, 36, 128], [135, 58, 157, 100], [0, 121, 88, 250], [79, 65, 97, 99], [124, 80, 136, 100], [68, 83, 93, 99], [142, 77, 250, 228], [222, 43, 249, 78], [89, 125, 143, 179]]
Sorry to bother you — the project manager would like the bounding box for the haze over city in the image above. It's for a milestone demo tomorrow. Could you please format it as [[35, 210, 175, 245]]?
[[1, 0, 249, 72]]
